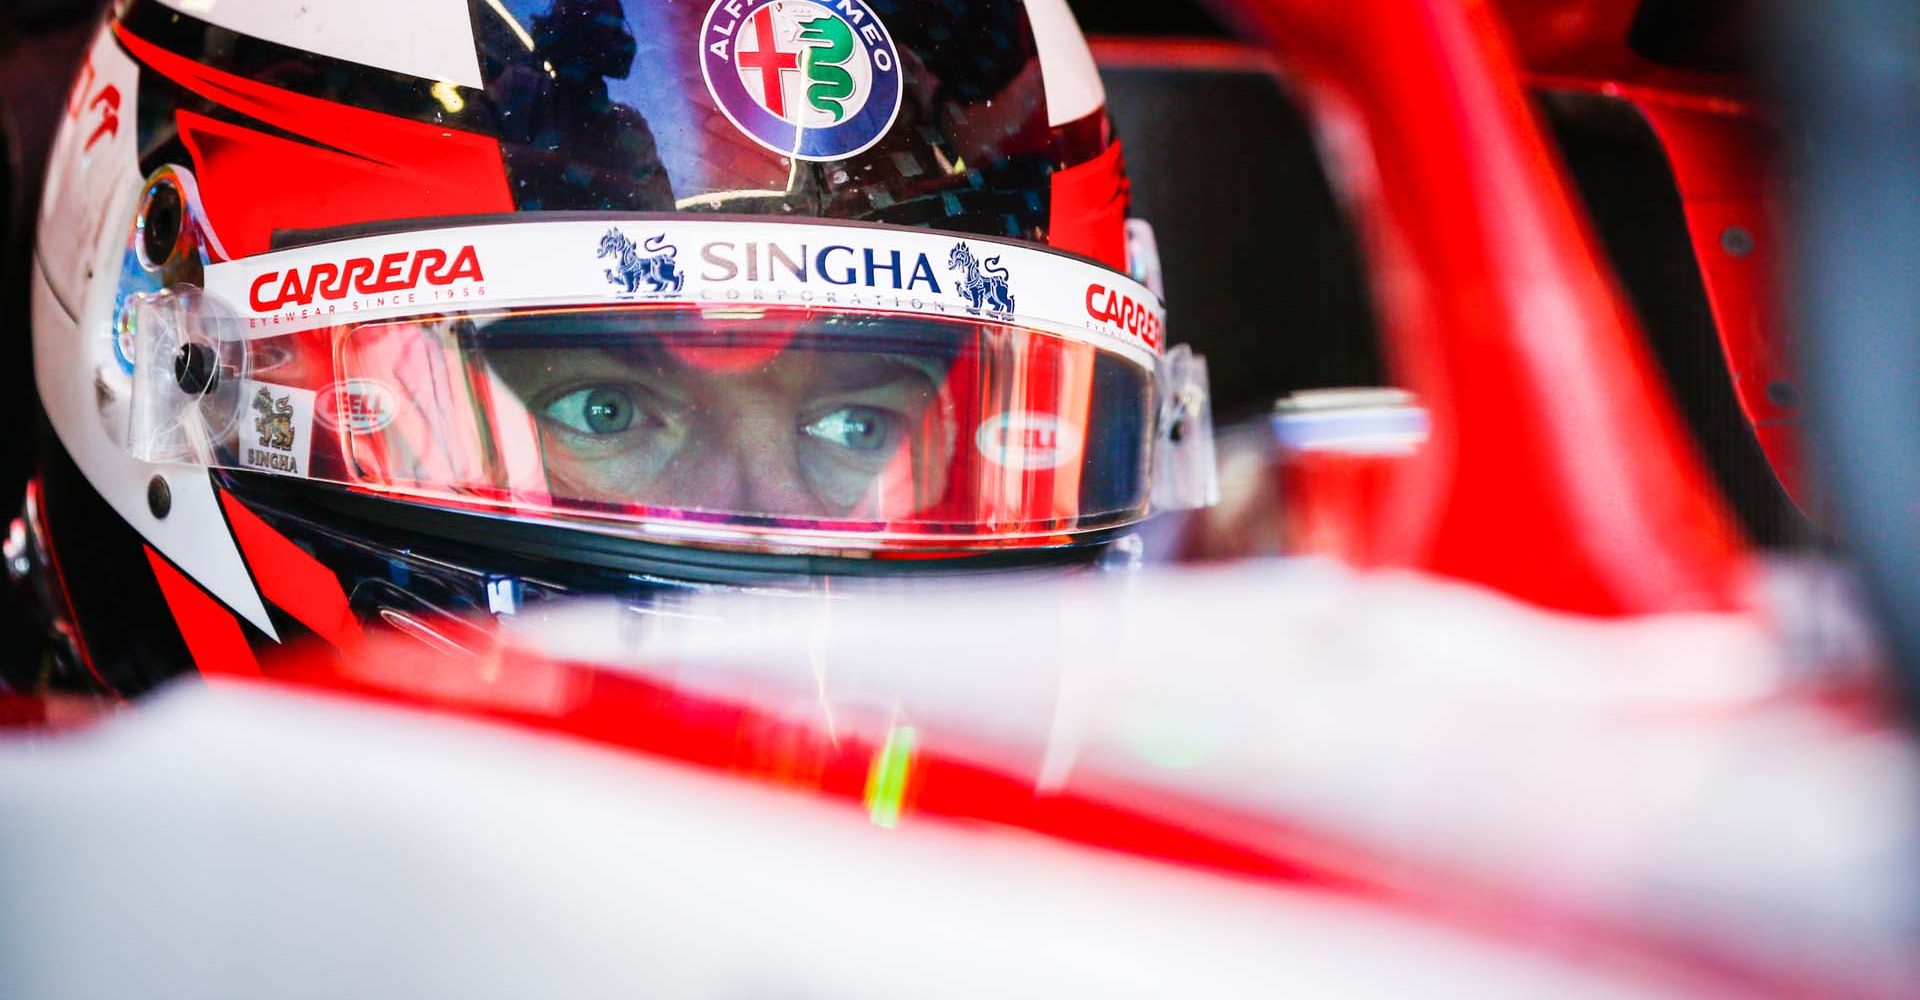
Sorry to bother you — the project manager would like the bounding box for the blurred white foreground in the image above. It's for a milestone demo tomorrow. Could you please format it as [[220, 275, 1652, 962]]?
[[2, 559, 1915, 998]]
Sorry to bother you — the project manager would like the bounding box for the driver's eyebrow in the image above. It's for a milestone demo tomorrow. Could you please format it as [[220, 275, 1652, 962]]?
[[490, 343, 692, 404]]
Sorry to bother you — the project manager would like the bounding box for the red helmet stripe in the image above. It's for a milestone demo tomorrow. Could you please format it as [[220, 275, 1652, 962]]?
[[113, 25, 513, 259], [145, 546, 262, 676], [217, 491, 365, 650], [1047, 138, 1129, 269]]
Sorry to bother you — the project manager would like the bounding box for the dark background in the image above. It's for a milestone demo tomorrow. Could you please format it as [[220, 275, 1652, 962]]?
[[0, 2, 100, 522], [1071, 1, 1227, 36]]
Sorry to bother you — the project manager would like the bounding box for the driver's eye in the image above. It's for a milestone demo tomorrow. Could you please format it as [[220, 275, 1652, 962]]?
[[804, 406, 893, 452], [545, 385, 637, 435]]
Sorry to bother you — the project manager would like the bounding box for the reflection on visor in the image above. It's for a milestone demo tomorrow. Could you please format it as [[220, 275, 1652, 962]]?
[[196, 306, 1155, 548]]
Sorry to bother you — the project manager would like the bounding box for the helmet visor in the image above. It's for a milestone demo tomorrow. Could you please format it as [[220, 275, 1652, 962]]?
[[142, 304, 1152, 549], [333, 306, 1148, 543], [125, 218, 1169, 551]]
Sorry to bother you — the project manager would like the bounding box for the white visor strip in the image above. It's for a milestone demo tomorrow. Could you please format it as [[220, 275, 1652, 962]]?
[[204, 218, 1167, 367]]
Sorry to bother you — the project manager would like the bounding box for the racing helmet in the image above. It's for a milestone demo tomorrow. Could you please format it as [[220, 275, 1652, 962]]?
[[15, 0, 1215, 692]]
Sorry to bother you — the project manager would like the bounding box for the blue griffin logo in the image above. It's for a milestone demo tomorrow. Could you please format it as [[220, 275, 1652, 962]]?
[[948, 243, 1015, 320], [598, 229, 686, 295]]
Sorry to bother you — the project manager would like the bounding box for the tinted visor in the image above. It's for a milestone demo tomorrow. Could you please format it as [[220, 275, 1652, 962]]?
[[125, 217, 1173, 552], [215, 305, 1150, 547]]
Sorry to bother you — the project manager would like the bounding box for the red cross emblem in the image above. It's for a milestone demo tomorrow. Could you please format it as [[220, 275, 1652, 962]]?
[[701, 0, 901, 161], [733, 6, 802, 118]]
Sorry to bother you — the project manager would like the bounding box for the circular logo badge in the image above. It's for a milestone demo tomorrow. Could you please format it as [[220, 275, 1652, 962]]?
[[976, 411, 1080, 471], [700, 0, 903, 162], [314, 378, 398, 434]]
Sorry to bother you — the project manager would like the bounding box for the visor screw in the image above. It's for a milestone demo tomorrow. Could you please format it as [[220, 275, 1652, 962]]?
[[1720, 226, 1755, 258], [172, 342, 219, 396], [1166, 389, 1202, 444], [147, 475, 172, 519], [140, 182, 184, 268]]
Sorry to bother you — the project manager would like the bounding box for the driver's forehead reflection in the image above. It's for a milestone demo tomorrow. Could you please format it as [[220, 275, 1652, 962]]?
[[483, 332, 957, 518]]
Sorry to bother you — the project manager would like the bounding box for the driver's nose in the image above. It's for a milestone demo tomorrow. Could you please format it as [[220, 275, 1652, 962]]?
[[664, 406, 821, 515]]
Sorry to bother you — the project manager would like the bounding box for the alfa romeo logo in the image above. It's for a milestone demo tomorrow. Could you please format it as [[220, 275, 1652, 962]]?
[[701, 0, 903, 161]]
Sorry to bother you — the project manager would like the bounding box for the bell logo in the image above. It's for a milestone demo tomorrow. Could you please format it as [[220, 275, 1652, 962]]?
[[315, 378, 398, 434], [976, 411, 1079, 471]]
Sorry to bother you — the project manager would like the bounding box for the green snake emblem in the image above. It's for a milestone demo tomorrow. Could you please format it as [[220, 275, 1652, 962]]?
[[797, 14, 857, 122]]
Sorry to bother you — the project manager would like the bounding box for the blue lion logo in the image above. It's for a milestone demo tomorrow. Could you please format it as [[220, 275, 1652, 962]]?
[[598, 229, 685, 295], [948, 243, 1015, 320]]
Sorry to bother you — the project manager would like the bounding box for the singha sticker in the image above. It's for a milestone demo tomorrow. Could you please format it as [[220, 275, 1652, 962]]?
[[598, 229, 686, 296], [948, 243, 1015, 321], [237, 379, 316, 478], [253, 388, 295, 450]]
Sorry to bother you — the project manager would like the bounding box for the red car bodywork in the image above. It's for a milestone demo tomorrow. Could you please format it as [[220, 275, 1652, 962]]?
[[1203, 0, 1762, 617], [1509, 0, 1801, 515]]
